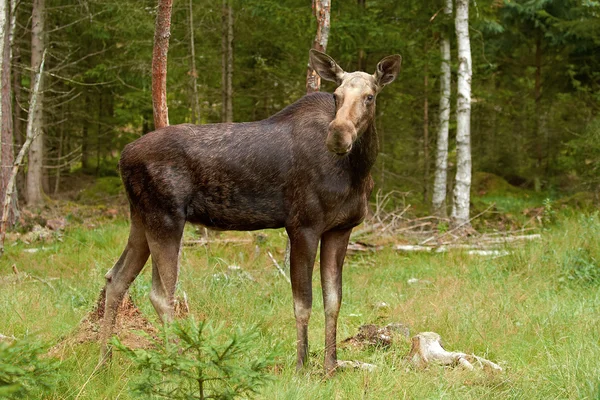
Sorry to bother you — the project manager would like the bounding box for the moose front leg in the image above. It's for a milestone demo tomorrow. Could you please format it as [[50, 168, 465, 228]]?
[[320, 228, 352, 375], [287, 227, 320, 371]]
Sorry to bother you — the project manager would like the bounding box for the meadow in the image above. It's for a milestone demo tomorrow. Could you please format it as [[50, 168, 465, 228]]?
[[1, 208, 599, 399]]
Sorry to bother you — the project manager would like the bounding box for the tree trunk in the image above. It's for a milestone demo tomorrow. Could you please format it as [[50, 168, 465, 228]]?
[[188, 0, 200, 124], [12, 39, 23, 202], [431, 0, 452, 218], [357, 0, 365, 71], [53, 106, 63, 194], [423, 50, 429, 204], [152, 0, 173, 130], [533, 34, 543, 192], [306, 0, 331, 93], [26, 0, 44, 206], [0, 0, 12, 224], [1, 50, 45, 253], [81, 93, 90, 170], [221, 0, 226, 122], [226, 2, 233, 123], [450, 0, 472, 229]]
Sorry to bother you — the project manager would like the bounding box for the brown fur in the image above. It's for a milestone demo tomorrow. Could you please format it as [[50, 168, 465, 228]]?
[[99, 50, 401, 375]]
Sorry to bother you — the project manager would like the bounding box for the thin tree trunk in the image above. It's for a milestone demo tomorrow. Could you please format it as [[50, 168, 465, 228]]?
[[226, 2, 233, 122], [534, 34, 543, 192], [450, 0, 472, 229], [152, 0, 173, 130], [26, 0, 45, 206], [188, 0, 200, 124], [1, 50, 45, 253], [423, 51, 429, 204], [221, 0, 227, 122], [306, 0, 331, 93], [53, 106, 63, 194], [0, 0, 12, 224], [432, 0, 452, 218], [357, 0, 365, 71], [12, 39, 22, 202], [81, 93, 89, 170]]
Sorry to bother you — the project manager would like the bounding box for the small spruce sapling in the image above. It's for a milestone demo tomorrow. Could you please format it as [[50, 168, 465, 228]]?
[[113, 318, 278, 399]]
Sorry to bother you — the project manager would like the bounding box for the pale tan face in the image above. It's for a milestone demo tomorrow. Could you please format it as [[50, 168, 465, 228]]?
[[328, 72, 378, 155], [308, 49, 402, 156]]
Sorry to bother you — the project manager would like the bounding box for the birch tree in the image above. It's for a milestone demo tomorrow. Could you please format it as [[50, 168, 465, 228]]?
[[450, 0, 472, 229], [0, 0, 9, 220], [431, 0, 452, 218], [306, 0, 331, 93], [25, 0, 45, 205]]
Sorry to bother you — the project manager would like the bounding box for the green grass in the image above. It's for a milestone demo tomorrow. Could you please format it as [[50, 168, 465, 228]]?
[[1, 214, 600, 399]]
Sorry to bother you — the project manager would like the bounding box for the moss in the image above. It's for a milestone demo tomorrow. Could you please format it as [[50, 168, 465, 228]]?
[[554, 192, 598, 212], [471, 172, 523, 197], [78, 176, 124, 203]]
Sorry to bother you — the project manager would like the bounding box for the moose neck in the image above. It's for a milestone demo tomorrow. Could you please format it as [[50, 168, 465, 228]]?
[[347, 122, 379, 181]]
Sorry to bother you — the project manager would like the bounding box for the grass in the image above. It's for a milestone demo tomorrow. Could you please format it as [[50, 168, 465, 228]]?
[[1, 214, 600, 399]]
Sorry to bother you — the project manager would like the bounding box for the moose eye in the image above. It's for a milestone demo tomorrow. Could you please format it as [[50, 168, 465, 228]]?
[[366, 94, 374, 103]]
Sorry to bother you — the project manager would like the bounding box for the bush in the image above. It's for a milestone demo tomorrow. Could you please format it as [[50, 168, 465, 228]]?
[[113, 318, 278, 399], [0, 338, 61, 398]]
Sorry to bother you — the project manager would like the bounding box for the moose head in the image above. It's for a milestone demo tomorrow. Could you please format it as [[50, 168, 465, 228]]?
[[309, 49, 402, 155]]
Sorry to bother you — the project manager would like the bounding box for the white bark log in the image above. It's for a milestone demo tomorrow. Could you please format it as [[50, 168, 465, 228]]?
[[432, 0, 452, 217], [450, 0, 472, 228], [408, 332, 502, 372], [26, 0, 44, 205]]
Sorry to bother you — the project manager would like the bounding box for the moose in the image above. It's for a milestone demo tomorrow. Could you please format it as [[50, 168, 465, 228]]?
[[99, 49, 402, 374]]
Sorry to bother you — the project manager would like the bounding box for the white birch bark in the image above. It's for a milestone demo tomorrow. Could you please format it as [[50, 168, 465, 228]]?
[[431, 0, 452, 217], [451, 0, 472, 228], [26, 0, 44, 205]]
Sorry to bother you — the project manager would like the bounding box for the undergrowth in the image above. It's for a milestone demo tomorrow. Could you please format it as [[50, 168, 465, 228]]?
[[0, 213, 599, 399]]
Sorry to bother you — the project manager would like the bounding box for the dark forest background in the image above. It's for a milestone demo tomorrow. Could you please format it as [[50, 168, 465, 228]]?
[[9, 0, 600, 211]]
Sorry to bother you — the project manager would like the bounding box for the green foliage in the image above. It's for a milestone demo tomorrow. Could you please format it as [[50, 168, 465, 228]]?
[[78, 176, 124, 203], [0, 338, 61, 398], [559, 247, 600, 286], [3, 216, 600, 398], [113, 319, 278, 399]]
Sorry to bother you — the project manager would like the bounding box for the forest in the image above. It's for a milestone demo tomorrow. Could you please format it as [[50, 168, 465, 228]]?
[[1, 0, 599, 399], [0, 0, 599, 211]]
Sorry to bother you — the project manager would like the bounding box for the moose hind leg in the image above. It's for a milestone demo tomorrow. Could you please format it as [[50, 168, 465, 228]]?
[[146, 221, 185, 323], [287, 228, 320, 371], [320, 228, 352, 375], [99, 213, 150, 363]]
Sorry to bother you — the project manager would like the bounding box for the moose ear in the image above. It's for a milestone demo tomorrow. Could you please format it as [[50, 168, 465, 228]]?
[[374, 54, 402, 88], [309, 49, 346, 84]]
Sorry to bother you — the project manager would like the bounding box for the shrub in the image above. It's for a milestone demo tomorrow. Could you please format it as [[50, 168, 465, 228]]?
[[113, 318, 278, 399], [0, 338, 61, 398]]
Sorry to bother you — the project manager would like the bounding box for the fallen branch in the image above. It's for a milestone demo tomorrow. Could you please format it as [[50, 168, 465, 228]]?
[[183, 238, 252, 246], [420, 203, 495, 245], [267, 251, 290, 283], [407, 332, 502, 372]]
